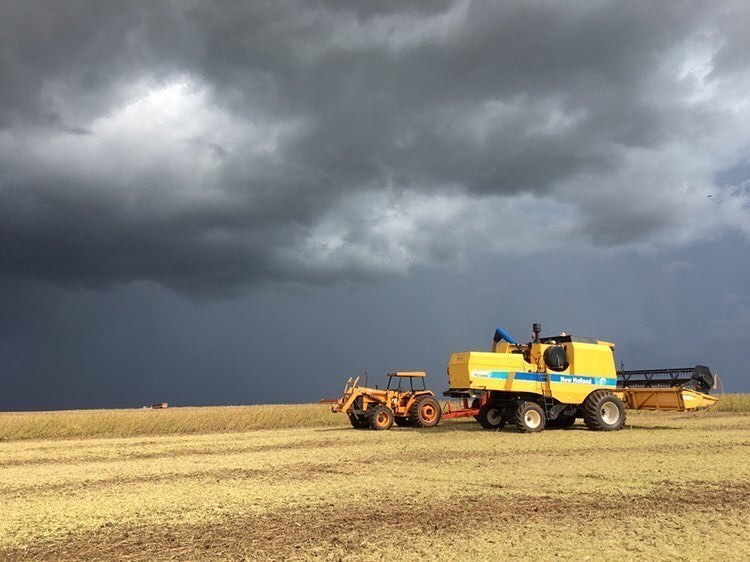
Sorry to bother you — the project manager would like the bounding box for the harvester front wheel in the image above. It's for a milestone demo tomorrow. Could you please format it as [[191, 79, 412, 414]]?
[[410, 396, 442, 428], [582, 390, 626, 431], [514, 402, 546, 433], [348, 413, 370, 429], [369, 406, 395, 430], [477, 403, 506, 430]]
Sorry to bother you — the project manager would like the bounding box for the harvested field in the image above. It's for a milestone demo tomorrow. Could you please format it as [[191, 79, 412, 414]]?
[[1, 409, 749, 561]]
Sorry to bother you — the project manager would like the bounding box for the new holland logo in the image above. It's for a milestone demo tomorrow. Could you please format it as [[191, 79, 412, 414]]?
[[598, 377, 607, 385], [559, 376, 596, 384]]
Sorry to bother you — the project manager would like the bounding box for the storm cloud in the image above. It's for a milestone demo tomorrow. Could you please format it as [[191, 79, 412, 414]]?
[[2, 1, 750, 409], [1, 0, 749, 294]]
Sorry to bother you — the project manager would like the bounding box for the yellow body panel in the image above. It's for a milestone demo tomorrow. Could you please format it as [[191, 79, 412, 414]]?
[[448, 340, 618, 406]]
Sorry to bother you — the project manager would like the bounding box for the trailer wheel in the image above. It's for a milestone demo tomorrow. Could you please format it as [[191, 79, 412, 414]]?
[[514, 402, 546, 433], [477, 403, 506, 430], [369, 406, 394, 430], [394, 416, 412, 427], [582, 390, 626, 431], [348, 413, 370, 429], [410, 396, 441, 428]]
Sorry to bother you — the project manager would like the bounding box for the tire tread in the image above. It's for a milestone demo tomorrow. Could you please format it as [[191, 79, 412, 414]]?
[[409, 396, 441, 428], [513, 401, 546, 433], [582, 390, 626, 431]]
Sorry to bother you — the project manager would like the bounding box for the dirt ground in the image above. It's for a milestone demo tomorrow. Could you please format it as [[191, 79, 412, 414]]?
[[1, 411, 748, 561]]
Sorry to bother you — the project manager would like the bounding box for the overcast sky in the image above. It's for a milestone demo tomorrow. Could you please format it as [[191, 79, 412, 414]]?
[[1, 1, 749, 410]]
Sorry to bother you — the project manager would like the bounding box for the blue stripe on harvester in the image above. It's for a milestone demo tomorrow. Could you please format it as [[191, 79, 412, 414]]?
[[472, 371, 616, 386]]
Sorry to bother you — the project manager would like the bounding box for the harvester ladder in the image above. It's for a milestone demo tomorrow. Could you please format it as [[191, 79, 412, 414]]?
[[540, 372, 555, 418]]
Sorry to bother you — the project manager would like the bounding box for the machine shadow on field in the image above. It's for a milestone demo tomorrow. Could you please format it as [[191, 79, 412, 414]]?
[[317, 418, 681, 434], [619, 424, 681, 430]]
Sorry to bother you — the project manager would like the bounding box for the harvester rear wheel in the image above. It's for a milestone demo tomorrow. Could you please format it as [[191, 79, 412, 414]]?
[[409, 396, 441, 428], [369, 406, 394, 430], [514, 402, 546, 433], [394, 416, 412, 427], [348, 413, 370, 429], [477, 403, 506, 430], [582, 390, 626, 431]]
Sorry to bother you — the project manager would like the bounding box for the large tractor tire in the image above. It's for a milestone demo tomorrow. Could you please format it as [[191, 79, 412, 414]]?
[[582, 390, 626, 431], [409, 396, 442, 428], [514, 401, 546, 433], [394, 416, 412, 427], [348, 413, 370, 429], [368, 405, 395, 430], [477, 403, 506, 430]]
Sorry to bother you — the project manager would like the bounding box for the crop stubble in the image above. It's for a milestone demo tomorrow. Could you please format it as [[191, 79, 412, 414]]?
[[0, 410, 749, 561]]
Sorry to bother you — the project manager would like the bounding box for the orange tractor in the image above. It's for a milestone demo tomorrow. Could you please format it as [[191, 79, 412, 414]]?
[[331, 371, 442, 430]]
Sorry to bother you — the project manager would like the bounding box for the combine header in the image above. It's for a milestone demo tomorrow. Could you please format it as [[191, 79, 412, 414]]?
[[616, 365, 718, 411]]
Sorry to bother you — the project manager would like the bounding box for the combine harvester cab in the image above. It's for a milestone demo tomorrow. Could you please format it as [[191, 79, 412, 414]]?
[[443, 323, 719, 433]]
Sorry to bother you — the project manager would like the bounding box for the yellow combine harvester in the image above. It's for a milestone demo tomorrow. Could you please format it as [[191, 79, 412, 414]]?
[[443, 322, 719, 432]]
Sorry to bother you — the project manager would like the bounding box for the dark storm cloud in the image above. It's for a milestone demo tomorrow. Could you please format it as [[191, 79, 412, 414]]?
[[1, 0, 749, 293]]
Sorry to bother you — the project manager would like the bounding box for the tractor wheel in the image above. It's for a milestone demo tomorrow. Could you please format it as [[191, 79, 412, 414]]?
[[546, 415, 576, 429], [368, 405, 394, 430], [513, 401, 546, 433], [394, 416, 412, 427], [477, 403, 506, 430], [348, 413, 370, 429], [582, 390, 626, 431], [409, 396, 441, 428]]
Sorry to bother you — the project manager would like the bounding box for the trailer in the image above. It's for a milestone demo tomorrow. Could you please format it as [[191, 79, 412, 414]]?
[[443, 323, 719, 432]]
